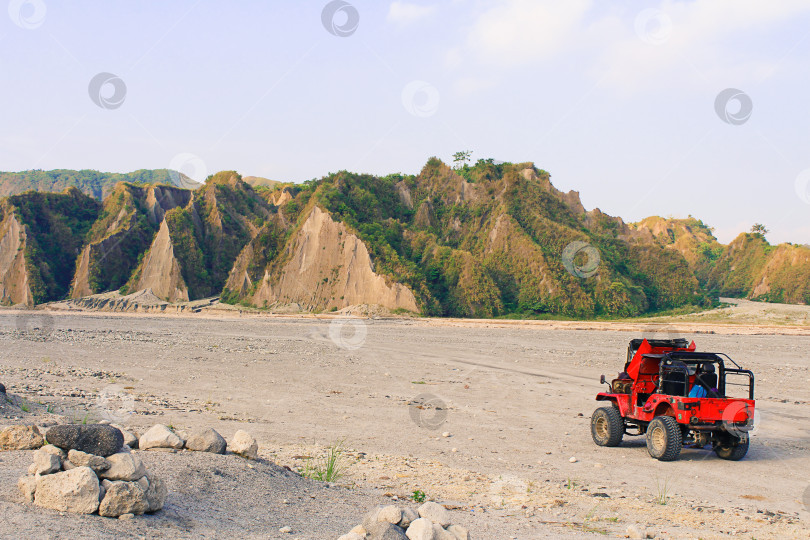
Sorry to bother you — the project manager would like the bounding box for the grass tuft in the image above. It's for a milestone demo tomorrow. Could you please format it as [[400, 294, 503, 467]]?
[[300, 440, 347, 482]]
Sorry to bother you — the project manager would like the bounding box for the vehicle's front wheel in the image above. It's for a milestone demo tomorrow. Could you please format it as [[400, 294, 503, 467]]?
[[646, 416, 682, 461], [591, 406, 624, 447], [715, 433, 749, 461]]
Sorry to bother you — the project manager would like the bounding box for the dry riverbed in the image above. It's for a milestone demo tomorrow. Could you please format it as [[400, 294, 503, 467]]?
[[1, 308, 809, 539]]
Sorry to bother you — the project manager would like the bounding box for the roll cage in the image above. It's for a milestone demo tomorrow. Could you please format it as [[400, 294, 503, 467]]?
[[653, 351, 755, 400]]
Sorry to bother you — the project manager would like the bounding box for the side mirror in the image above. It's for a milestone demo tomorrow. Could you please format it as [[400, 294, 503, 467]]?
[[600, 374, 606, 385]]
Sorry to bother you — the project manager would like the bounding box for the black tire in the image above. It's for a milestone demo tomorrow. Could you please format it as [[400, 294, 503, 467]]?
[[715, 433, 749, 461], [591, 406, 624, 447], [646, 416, 682, 461]]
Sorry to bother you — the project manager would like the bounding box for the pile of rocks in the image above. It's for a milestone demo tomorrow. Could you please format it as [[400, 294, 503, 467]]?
[[137, 424, 258, 459], [340, 501, 470, 540], [16, 424, 166, 518]]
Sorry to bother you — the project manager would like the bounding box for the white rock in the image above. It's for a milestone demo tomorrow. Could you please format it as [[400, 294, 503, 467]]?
[[34, 467, 100, 514], [441, 432, 451, 438], [378, 505, 403, 524], [569, 457, 578, 463], [139, 424, 184, 450], [67, 449, 111, 473], [33, 449, 61, 475], [433, 523, 456, 540], [627, 525, 648, 539], [40, 444, 66, 459], [338, 534, 364, 540], [18, 475, 37, 502], [100, 452, 146, 481], [447, 524, 469, 540], [406, 518, 436, 540], [418, 501, 451, 527], [230, 430, 258, 459], [279, 525, 292, 533]]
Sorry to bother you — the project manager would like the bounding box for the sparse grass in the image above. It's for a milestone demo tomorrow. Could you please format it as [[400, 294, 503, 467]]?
[[565, 478, 578, 490], [411, 490, 427, 503], [656, 477, 670, 505], [300, 441, 347, 482], [19, 400, 30, 413], [580, 504, 610, 535]]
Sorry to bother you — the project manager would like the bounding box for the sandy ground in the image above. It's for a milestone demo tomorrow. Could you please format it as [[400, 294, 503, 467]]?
[[1, 305, 809, 539]]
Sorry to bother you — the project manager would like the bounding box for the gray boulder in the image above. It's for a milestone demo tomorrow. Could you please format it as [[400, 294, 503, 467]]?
[[0, 382, 5, 394], [68, 449, 111, 473], [418, 502, 451, 527], [399, 508, 419, 529], [33, 448, 61, 475], [139, 424, 184, 450], [40, 444, 66, 459], [46, 424, 123, 457], [143, 472, 167, 512], [98, 481, 149, 517], [100, 452, 146, 481], [185, 428, 226, 454], [367, 522, 408, 540]]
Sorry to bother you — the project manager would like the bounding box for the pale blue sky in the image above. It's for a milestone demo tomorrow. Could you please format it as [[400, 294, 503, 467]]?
[[2, 0, 810, 244]]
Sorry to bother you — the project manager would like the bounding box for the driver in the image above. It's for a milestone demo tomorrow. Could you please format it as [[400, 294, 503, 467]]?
[[689, 363, 719, 398]]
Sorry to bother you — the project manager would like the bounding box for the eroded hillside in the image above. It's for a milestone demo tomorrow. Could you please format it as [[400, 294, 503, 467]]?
[[1, 160, 807, 312]]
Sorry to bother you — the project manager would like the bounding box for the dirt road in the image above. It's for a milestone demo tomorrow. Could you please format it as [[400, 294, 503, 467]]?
[[1, 309, 809, 539]]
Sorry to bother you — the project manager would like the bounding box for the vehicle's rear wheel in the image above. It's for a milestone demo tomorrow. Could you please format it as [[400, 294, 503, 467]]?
[[591, 406, 624, 447], [646, 416, 682, 461], [715, 433, 749, 461]]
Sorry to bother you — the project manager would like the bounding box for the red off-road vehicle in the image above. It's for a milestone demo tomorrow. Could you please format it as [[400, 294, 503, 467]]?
[[591, 338, 755, 461]]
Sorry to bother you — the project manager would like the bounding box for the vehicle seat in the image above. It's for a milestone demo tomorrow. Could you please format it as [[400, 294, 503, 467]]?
[[694, 371, 720, 398]]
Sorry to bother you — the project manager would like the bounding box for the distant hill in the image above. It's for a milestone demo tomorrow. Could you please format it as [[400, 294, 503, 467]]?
[[1, 160, 808, 312], [242, 176, 281, 189], [0, 169, 197, 200], [631, 216, 810, 304]]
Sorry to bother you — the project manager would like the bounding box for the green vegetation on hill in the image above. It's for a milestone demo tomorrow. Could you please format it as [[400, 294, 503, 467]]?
[[7, 189, 100, 303], [262, 158, 704, 318], [83, 183, 156, 294], [2, 160, 808, 312], [0, 169, 187, 200]]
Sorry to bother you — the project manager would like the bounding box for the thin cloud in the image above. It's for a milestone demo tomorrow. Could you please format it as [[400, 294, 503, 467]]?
[[387, 1, 437, 25], [463, 0, 592, 65]]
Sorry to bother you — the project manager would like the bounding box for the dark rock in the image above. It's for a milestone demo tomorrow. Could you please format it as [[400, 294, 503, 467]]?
[[0, 382, 6, 394], [46, 424, 124, 457]]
